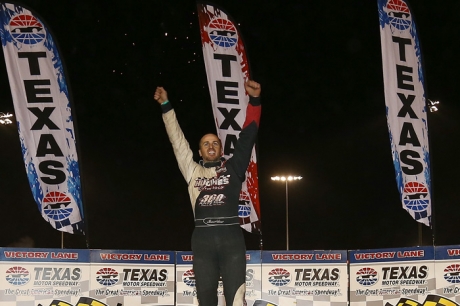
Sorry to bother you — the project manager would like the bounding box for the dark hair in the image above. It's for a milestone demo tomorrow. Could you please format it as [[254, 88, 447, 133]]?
[[198, 134, 221, 148]]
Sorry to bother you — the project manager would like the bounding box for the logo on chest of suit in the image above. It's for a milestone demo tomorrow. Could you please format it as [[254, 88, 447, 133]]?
[[194, 174, 230, 191], [216, 166, 227, 174], [198, 194, 227, 206]]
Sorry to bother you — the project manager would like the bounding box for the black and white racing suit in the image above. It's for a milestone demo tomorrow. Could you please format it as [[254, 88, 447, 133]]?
[[161, 96, 261, 306]]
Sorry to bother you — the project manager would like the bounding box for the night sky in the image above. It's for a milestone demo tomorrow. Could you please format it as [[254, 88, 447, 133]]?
[[0, 0, 459, 252]]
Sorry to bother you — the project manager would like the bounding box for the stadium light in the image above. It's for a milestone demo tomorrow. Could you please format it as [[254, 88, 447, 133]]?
[[428, 99, 439, 112], [0, 112, 13, 125], [271, 175, 302, 250]]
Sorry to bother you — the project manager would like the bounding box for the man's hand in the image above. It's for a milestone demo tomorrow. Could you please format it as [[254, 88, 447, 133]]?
[[245, 80, 261, 97], [154, 87, 168, 104]]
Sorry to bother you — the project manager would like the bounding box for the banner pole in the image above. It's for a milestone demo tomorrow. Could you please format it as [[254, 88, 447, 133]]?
[[418, 223, 422, 245]]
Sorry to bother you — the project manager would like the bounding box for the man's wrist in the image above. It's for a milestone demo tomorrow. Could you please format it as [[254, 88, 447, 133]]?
[[160, 99, 173, 113], [249, 96, 261, 106]]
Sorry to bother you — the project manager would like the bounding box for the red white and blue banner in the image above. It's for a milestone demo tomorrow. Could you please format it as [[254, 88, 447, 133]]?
[[89, 249, 175, 305], [378, 0, 432, 226], [434, 245, 460, 304], [349, 246, 437, 306], [0, 2, 85, 233], [3, 247, 460, 306], [260, 250, 348, 306], [175, 251, 198, 305], [176, 251, 262, 306], [197, 2, 262, 234], [0, 247, 91, 306]]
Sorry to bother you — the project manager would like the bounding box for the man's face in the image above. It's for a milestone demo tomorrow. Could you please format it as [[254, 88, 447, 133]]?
[[199, 134, 222, 163]]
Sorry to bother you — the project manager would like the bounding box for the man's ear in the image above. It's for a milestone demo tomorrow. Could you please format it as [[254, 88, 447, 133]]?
[[199, 150, 202, 157]]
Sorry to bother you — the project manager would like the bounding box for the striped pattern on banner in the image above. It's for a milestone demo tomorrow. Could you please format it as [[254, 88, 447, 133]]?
[[197, 2, 261, 234], [384, 296, 459, 306], [423, 296, 459, 306], [76, 297, 108, 306], [0, 2, 85, 234], [377, 0, 432, 226]]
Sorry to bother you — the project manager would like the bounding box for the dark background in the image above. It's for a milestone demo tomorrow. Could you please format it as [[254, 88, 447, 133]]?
[[0, 0, 459, 251]]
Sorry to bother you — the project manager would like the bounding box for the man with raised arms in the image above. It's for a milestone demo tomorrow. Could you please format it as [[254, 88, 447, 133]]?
[[155, 80, 261, 306]]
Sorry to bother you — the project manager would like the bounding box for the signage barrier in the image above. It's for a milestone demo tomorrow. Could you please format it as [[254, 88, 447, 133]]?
[[1, 246, 458, 306]]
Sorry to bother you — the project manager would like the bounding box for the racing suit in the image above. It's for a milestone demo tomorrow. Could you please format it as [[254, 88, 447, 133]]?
[[161, 96, 261, 306]]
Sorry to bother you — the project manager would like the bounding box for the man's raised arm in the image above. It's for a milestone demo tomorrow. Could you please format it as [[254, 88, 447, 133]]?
[[155, 86, 197, 184]]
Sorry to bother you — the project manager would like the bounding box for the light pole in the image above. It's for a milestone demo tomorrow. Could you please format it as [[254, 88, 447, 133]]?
[[0, 112, 13, 125], [428, 99, 440, 112], [271, 175, 302, 250]]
